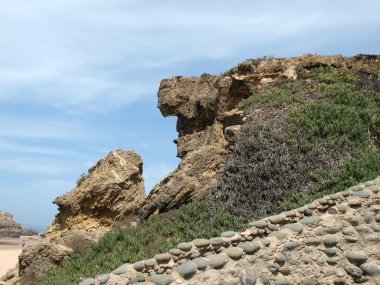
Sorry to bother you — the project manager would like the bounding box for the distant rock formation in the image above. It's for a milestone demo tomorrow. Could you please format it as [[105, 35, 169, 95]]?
[[10, 149, 147, 285], [0, 211, 37, 238]]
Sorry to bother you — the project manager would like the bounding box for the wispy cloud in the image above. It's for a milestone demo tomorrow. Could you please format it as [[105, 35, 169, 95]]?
[[1, 0, 379, 112]]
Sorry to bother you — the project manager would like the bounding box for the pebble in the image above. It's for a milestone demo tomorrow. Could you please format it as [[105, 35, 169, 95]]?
[[275, 252, 286, 264], [344, 236, 358, 243], [169, 248, 182, 256], [360, 262, 380, 276], [192, 257, 207, 270], [208, 254, 228, 268], [268, 231, 288, 240], [336, 204, 347, 213], [112, 263, 130, 275], [345, 251, 368, 264], [283, 223, 303, 233], [144, 259, 156, 268], [305, 237, 321, 245], [352, 189, 371, 198], [96, 274, 110, 284], [261, 272, 270, 285], [325, 248, 337, 256], [348, 199, 362, 207], [327, 257, 338, 265], [210, 237, 224, 247], [193, 239, 210, 248], [239, 268, 257, 285], [268, 224, 279, 231], [284, 241, 300, 250], [238, 242, 260, 254], [155, 253, 172, 263], [174, 262, 197, 278], [224, 247, 244, 259], [268, 214, 285, 224], [267, 262, 280, 273], [355, 225, 370, 233], [133, 261, 145, 272], [364, 212, 374, 223], [333, 278, 347, 285], [221, 231, 237, 238], [249, 220, 268, 229], [324, 235, 338, 246], [177, 242, 193, 252], [345, 265, 363, 277], [149, 274, 173, 285], [300, 216, 321, 225]]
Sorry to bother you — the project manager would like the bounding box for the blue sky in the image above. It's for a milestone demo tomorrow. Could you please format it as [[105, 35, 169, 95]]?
[[0, 0, 379, 231]]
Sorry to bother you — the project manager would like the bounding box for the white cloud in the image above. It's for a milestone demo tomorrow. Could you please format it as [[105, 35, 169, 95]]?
[[0, 0, 379, 112]]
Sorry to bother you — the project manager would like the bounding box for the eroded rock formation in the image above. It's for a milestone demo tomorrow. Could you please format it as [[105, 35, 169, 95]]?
[[0, 211, 37, 238], [5, 149, 147, 285], [44, 149, 146, 237], [140, 54, 380, 218]]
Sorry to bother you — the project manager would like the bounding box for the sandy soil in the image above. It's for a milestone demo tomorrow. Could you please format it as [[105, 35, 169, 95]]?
[[0, 236, 40, 278]]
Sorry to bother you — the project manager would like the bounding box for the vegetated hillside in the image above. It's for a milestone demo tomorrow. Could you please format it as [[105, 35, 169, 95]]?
[[35, 200, 245, 284], [32, 54, 380, 285], [207, 58, 380, 220]]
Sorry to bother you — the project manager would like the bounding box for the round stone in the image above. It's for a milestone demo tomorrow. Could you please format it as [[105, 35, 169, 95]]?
[[155, 253, 172, 263], [268, 231, 288, 240], [345, 251, 368, 264], [133, 261, 145, 272], [177, 242, 193, 252], [348, 199, 362, 207], [192, 257, 207, 270], [360, 262, 380, 276], [345, 265, 363, 277], [267, 262, 280, 273], [112, 263, 130, 275], [149, 274, 172, 285], [157, 268, 165, 274], [224, 247, 244, 259], [261, 272, 270, 285], [327, 257, 338, 265], [327, 207, 339, 214], [190, 252, 201, 259], [284, 241, 300, 250], [283, 223, 303, 233], [344, 236, 358, 243], [300, 216, 322, 225], [96, 274, 110, 285], [325, 248, 337, 256], [275, 253, 286, 264], [208, 254, 228, 268], [174, 262, 197, 278], [355, 225, 370, 233], [336, 204, 347, 213], [239, 268, 257, 285], [268, 214, 285, 224], [169, 248, 181, 256], [249, 220, 268, 229], [221, 231, 237, 238], [193, 239, 210, 248], [364, 212, 374, 223], [367, 234, 380, 242], [352, 189, 371, 198], [324, 235, 338, 246], [268, 224, 279, 231], [350, 216, 361, 226], [144, 259, 156, 268], [238, 242, 260, 254], [210, 237, 224, 247]]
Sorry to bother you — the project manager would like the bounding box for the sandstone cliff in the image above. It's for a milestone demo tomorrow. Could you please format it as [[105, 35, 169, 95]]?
[[44, 149, 146, 237], [0, 211, 37, 238], [140, 53, 380, 218]]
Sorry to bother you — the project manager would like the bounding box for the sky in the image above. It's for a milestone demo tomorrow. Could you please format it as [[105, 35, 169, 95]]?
[[0, 0, 379, 232]]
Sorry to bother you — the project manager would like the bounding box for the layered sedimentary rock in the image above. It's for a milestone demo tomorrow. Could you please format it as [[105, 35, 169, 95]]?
[[44, 149, 146, 237], [8, 149, 147, 285], [0, 211, 37, 238]]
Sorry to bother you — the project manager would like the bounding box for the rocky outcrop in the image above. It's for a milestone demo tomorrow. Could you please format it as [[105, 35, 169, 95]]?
[[140, 54, 380, 218], [0, 211, 37, 238], [44, 149, 146, 237], [5, 149, 147, 285], [83, 177, 380, 285]]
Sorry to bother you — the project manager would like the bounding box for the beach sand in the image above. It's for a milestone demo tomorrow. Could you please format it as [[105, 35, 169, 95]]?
[[0, 236, 40, 278]]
